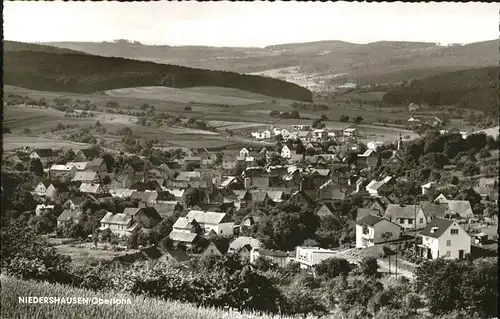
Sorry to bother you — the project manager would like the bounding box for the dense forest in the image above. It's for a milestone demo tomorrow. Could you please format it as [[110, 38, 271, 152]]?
[[3, 41, 313, 102], [382, 67, 498, 113]]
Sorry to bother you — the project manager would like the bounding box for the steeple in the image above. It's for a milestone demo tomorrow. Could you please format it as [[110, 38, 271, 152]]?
[[397, 133, 403, 151]]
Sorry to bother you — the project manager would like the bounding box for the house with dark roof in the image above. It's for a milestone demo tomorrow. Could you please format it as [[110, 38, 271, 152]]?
[[240, 216, 262, 230], [46, 182, 70, 200], [33, 180, 52, 196], [29, 149, 58, 165], [420, 201, 451, 221], [64, 196, 89, 210], [74, 148, 100, 162], [123, 207, 162, 229], [130, 180, 163, 192], [418, 218, 471, 260], [158, 247, 191, 265], [286, 190, 314, 207], [356, 215, 402, 248], [200, 241, 229, 258], [57, 209, 83, 227], [383, 204, 427, 230]]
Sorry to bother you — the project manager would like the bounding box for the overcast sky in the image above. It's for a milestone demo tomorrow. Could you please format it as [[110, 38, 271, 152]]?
[[4, 1, 498, 47]]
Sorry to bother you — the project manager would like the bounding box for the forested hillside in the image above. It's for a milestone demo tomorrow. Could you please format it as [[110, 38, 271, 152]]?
[[3, 41, 313, 102], [382, 67, 499, 113]]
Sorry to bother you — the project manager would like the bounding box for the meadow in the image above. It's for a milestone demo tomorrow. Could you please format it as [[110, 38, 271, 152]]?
[[0, 276, 335, 319]]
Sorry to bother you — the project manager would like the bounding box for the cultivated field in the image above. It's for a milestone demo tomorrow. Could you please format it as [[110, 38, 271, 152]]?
[[1, 276, 340, 319], [3, 136, 91, 151], [248, 66, 326, 91], [105, 86, 264, 106], [185, 86, 298, 105]]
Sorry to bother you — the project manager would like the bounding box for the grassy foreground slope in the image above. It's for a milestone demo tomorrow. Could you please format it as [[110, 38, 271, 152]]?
[[382, 66, 499, 113], [0, 276, 335, 319], [3, 41, 313, 102]]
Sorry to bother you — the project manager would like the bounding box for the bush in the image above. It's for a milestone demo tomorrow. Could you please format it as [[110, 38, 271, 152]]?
[[358, 257, 380, 278]]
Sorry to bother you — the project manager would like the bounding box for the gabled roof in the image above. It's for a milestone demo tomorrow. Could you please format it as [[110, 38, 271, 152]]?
[[186, 210, 230, 225], [130, 191, 159, 203], [168, 231, 198, 243], [446, 200, 473, 217], [317, 203, 335, 216], [79, 183, 102, 194], [420, 201, 450, 219], [419, 218, 456, 239], [72, 171, 99, 182], [384, 204, 421, 219], [173, 217, 198, 230], [140, 246, 163, 260], [65, 196, 87, 206], [49, 182, 69, 192], [249, 191, 269, 202], [32, 149, 57, 158], [357, 208, 379, 221], [77, 148, 100, 158], [57, 209, 83, 222], [163, 247, 190, 262], [233, 190, 251, 200], [229, 236, 261, 251], [357, 214, 396, 227], [100, 212, 132, 225]]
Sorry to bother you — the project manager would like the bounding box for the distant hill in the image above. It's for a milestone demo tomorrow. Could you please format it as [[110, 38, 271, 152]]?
[[43, 40, 498, 87], [382, 66, 499, 113], [3, 41, 313, 102]]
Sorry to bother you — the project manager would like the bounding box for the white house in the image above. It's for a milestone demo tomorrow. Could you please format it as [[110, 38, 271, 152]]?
[[273, 127, 290, 138], [251, 130, 271, 140], [99, 212, 139, 237], [365, 176, 393, 197], [295, 246, 340, 270], [281, 145, 297, 159], [250, 248, 290, 268], [343, 128, 357, 137], [383, 204, 427, 230], [239, 147, 251, 158], [35, 204, 55, 216], [185, 210, 234, 235], [418, 218, 471, 260], [356, 215, 402, 248], [293, 124, 310, 131]]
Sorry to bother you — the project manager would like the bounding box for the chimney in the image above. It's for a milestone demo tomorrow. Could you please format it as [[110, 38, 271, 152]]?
[[244, 177, 252, 189]]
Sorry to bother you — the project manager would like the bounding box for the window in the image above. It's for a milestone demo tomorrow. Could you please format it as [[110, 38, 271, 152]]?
[[445, 251, 451, 257], [446, 240, 451, 247], [400, 218, 405, 224], [419, 218, 424, 224], [408, 219, 414, 225], [451, 229, 458, 235]]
